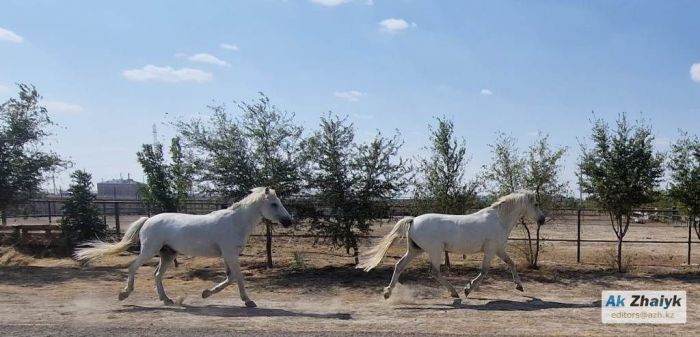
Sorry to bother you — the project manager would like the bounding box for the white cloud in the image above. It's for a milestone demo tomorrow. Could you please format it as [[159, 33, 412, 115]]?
[[311, 0, 350, 6], [44, 100, 84, 114], [123, 65, 213, 83], [334, 90, 365, 102], [187, 53, 230, 67], [691, 62, 700, 83], [379, 18, 416, 33], [0, 27, 23, 43], [480, 89, 493, 96], [220, 43, 239, 51]]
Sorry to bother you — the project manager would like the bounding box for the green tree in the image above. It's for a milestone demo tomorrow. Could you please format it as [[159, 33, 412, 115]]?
[[668, 130, 700, 238], [579, 113, 664, 272], [60, 170, 106, 251], [522, 132, 568, 268], [484, 132, 567, 268], [137, 142, 178, 212], [137, 136, 194, 213], [0, 84, 66, 224], [307, 113, 410, 264], [174, 104, 255, 199], [175, 94, 305, 268], [239, 93, 305, 268], [413, 116, 480, 266], [483, 132, 526, 196], [414, 117, 480, 214], [169, 136, 195, 208]]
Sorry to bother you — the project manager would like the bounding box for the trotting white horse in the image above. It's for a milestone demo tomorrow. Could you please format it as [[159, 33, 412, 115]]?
[[75, 187, 293, 308], [358, 191, 545, 301]]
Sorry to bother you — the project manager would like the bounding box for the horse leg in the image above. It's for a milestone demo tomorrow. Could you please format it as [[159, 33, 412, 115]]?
[[428, 253, 460, 299], [384, 244, 420, 299], [202, 261, 232, 299], [464, 251, 495, 298], [154, 251, 176, 305], [497, 250, 524, 292], [222, 247, 255, 308], [119, 241, 158, 301]]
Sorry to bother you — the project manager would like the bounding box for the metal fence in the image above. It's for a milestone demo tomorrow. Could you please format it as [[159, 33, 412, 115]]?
[[1, 198, 697, 265]]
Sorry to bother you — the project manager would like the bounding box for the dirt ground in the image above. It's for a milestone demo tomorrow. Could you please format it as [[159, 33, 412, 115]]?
[[2, 220, 700, 337]]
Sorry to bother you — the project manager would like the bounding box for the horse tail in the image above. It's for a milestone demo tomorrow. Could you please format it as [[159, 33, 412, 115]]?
[[74, 217, 148, 263], [357, 216, 414, 272]]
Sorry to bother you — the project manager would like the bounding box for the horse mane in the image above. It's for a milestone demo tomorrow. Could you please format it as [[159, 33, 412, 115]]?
[[228, 187, 276, 210], [490, 190, 535, 220]]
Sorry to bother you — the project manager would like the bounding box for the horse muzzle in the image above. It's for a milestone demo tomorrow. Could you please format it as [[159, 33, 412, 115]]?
[[280, 217, 294, 228], [537, 216, 546, 226]]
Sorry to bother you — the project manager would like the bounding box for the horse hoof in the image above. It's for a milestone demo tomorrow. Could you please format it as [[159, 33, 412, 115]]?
[[163, 298, 174, 305], [118, 291, 130, 301], [516, 284, 524, 292], [201, 289, 212, 299], [464, 287, 471, 298], [383, 292, 391, 300], [244, 300, 257, 308], [452, 298, 462, 306]]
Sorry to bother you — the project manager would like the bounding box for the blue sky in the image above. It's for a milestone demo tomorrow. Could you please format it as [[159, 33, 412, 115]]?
[[1, 0, 699, 193]]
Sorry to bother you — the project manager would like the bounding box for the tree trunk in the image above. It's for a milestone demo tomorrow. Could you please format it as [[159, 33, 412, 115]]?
[[353, 244, 359, 265], [617, 217, 624, 273], [521, 220, 535, 268], [533, 222, 542, 269], [265, 220, 273, 269], [617, 234, 623, 273], [1, 209, 6, 226]]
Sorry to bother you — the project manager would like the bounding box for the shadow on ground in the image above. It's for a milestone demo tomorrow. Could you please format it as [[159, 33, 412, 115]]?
[[114, 304, 352, 320], [397, 296, 601, 312], [0, 265, 126, 287]]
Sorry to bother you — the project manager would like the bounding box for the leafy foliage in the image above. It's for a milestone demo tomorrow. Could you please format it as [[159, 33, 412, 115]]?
[[136, 137, 194, 212], [579, 113, 664, 272], [306, 113, 411, 263], [483, 131, 567, 268], [667, 130, 700, 237], [483, 132, 526, 196], [0, 84, 66, 218], [174, 104, 255, 199], [60, 170, 106, 250], [413, 117, 480, 215], [174, 93, 305, 267]]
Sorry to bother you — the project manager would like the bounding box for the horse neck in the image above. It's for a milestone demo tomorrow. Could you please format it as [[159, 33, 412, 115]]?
[[234, 202, 263, 233], [497, 202, 525, 233]]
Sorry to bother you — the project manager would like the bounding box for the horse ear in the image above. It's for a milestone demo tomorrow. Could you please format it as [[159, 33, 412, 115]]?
[[264, 187, 270, 195]]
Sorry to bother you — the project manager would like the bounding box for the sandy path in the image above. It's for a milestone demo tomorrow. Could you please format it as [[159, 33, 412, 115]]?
[[1, 254, 699, 337]]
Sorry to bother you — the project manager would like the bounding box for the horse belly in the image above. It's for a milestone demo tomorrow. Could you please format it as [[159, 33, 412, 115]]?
[[164, 233, 222, 257]]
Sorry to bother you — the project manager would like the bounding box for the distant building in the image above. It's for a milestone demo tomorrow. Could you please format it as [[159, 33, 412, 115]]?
[[97, 178, 141, 200]]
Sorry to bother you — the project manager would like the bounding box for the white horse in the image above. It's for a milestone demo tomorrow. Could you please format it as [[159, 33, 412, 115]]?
[[358, 191, 545, 301], [75, 187, 293, 308]]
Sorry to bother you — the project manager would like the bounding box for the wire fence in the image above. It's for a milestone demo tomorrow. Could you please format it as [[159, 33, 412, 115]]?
[[1, 198, 697, 265]]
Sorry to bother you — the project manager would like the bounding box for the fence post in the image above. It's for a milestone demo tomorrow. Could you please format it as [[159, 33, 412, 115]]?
[[102, 202, 107, 225], [577, 209, 582, 263], [47, 200, 52, 224], [114, 202, 120, 235], [688, 220, 692, 265]]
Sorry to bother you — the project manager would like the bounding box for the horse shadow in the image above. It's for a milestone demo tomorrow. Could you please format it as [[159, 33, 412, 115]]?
[[398, 296, 601, 312], [114, 304, 352, 320]]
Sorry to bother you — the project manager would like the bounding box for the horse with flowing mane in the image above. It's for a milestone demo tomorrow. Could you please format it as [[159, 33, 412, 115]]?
[[75, 187, 293, 308], [358, 191, 545, 301]]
